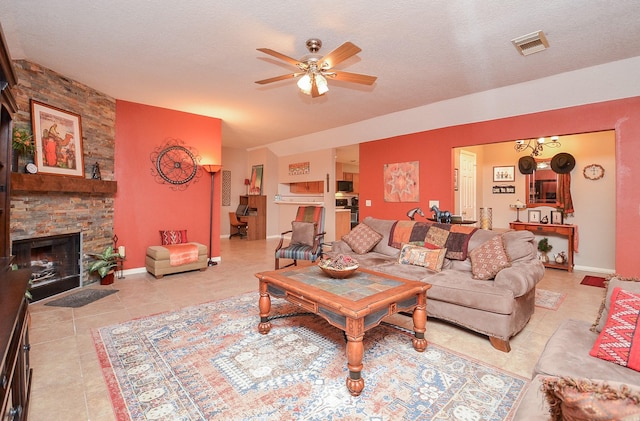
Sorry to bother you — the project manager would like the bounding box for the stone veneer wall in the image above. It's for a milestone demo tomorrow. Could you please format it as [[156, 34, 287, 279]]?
[[10, 60, 117, 284]]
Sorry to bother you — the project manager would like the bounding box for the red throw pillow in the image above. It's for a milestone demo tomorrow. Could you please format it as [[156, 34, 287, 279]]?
[[590, 287, 640, 371], [160, 230, 188, 245]]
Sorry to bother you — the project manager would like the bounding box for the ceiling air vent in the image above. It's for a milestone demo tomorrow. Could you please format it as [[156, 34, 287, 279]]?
[[511, 30, 549, 56]]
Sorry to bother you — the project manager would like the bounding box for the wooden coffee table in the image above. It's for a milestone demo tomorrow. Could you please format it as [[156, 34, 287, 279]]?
[[255, 265, 430, 396]]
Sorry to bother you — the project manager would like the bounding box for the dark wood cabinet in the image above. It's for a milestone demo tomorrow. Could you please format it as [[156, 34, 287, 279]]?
[[239, 195, 266, 240], [1, 268, 32, 421]]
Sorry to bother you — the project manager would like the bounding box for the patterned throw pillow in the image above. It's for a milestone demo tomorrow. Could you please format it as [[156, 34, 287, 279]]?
[[591, 277, 640, 333], [397, 243, 447, 272], [468, 235, 511, 280], [590, 288, 640, 371], [291, 221, 317, 247], [160, 229, 188, 245], [542, 377, 640, 421], [342, 223, 383, 254]]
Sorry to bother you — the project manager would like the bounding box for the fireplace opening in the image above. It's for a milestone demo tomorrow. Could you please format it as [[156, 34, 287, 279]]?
[[12, 232, 82, 301]]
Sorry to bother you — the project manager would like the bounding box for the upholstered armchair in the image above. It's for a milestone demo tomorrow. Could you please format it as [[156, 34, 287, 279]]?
[[274, 206, 326, 269]]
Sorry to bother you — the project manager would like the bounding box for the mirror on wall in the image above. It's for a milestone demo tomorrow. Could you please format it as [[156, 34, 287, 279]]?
[[525, 159, 558, 207]]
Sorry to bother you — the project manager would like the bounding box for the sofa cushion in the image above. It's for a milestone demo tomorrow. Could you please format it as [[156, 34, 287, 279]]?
[[469, 235, 511, 280], [397, 243, 446, 272], [147, 242, 207, 260], [159, 229, 188, 245], [541, 377, 640, 421], [590, 288, 640, 371], [362, 217, 399, 256], [592, 277, 640, 333], [291, 221, 316, 246], [502, 230, 538, 262], [533, 319, 640, 385], [342, 223, 383, 254]]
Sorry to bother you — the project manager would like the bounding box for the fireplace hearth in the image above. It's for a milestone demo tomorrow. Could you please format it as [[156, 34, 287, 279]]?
[[12, 232, 82, 301]]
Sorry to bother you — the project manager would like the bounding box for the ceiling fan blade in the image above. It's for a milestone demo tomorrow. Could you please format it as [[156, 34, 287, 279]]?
[[327, 70, 377, 85], [256, 48, 304, 67], [319, 42, 361, 69], [255, 73, 301, 85]]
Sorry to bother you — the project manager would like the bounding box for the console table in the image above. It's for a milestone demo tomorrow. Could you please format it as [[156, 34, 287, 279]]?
[[509, 222, 575, 272]]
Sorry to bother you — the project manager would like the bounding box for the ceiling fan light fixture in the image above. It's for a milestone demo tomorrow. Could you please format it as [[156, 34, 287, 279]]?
[[316, 74, 329, 95], [297, 74, 312, 94]]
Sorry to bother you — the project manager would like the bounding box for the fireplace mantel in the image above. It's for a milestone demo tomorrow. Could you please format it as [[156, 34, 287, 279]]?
[[11, 173, 117, 194]]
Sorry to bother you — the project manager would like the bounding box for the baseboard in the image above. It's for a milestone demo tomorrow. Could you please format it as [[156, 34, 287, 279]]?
[[574, 265, 615, 274]]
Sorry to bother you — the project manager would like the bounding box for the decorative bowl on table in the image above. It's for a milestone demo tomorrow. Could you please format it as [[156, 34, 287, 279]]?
[[318, 254, 359, 279]]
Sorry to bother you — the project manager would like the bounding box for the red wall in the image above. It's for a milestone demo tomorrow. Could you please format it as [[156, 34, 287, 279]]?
[[114, 100, 222, 269], [360, 96, 640, 277]]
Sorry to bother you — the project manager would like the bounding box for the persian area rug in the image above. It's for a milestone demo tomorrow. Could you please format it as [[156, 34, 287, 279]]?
[[535, 289, 566, 310], [580, 275, 607, 288], [45, 288, 118, 308], [93, 293, 528, 421]]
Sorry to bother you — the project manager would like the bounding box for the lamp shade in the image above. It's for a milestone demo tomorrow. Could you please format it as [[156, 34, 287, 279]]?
[[202, 164, 222, 173]]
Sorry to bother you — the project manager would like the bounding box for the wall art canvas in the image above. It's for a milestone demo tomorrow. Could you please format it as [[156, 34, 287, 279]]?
[[289, 161, 310, 176], [383, 161, 420, 202], [249, 164, 263, 195], [31, 100, 84, 177], [222, 170, 231, 206]]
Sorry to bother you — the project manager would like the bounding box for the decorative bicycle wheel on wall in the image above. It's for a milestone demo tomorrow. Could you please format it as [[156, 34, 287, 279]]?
[[150, 138, 203, 190]]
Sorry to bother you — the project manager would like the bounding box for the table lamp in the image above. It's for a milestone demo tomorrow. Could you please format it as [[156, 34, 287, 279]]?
[[510, 199, 527, 222]]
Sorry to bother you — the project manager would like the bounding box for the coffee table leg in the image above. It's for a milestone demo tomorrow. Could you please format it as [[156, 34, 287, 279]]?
[[258, 280, 271, 334], [412, 292, 428, 352], [346, 335, 364, 396]]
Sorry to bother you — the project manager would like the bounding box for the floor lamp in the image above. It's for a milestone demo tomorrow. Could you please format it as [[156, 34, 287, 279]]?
[[203, 164, 222, 266]]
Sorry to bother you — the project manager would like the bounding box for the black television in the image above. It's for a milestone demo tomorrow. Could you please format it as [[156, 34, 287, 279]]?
[[337, 180, 353, 192]]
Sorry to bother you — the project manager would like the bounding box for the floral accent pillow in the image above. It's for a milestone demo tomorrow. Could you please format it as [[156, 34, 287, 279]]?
[[160, 229, 188, 245], [397, 243, 447, 272], [342, 223, 383, 254], [542, 377, 640, 421], [469, 235, 511, 280], [590, 287, 640, 371]]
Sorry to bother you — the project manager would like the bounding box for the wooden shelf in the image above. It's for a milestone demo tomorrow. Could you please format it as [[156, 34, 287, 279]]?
[[11, 173, 117, 194]]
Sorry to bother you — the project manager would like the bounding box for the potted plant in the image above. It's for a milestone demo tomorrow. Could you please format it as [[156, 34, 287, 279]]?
[[12, 126, 34, 172], [537, 238, 553, 263], [88, 246, 121, 285]]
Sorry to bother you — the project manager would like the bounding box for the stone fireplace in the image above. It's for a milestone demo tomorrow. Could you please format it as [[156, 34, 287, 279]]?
[[12, 232, 82, 301]]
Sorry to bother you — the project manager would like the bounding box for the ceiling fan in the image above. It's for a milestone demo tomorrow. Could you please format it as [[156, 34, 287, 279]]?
[[255, 38, 377, 97]]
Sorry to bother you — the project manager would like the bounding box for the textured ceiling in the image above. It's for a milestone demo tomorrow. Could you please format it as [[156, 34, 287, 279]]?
[[1, 1, 640, 152]]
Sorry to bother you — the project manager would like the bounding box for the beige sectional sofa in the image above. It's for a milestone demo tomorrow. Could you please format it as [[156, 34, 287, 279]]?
[[329, 216, 545, 352], [513, 277, 640, 419]]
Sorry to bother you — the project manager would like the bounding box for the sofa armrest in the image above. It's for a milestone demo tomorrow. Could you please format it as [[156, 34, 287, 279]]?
[[329, 240, 354, 254], [493, 260, 545, 297]]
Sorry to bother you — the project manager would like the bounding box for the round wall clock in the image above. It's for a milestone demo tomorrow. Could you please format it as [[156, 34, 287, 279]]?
[[583, 164, 604, 180], [155, 145, 198, 185]]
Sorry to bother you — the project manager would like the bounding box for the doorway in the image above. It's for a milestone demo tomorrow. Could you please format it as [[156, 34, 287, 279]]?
[[458, 150, 477, 221]]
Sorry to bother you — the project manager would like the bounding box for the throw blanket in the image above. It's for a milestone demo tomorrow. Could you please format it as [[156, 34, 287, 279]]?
[[389, 220, 477, 260], [165, 243, 199, 266]]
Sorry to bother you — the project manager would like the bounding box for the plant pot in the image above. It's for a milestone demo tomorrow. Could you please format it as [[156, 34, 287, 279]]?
[[100, 271, 115, 285], [539, 252, 549, 263]]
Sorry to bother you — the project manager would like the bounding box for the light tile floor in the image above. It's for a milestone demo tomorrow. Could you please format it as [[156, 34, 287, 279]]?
[[27, 238, 606, 420]]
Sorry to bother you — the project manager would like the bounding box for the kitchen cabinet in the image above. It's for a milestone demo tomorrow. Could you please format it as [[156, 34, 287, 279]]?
[[343, 172, 359, 194], [335, 210, 351, 240], [290, 181, 324, 194]]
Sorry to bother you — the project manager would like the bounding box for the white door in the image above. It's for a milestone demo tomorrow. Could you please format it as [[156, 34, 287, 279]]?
[[459, 150, 477, 221]]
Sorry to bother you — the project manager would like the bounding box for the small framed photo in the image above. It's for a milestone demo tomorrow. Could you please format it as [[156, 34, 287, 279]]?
[[493, 165, 515, 182], [551, 210, 564, 225], [528, 210, 541, 223], [31, 100, 84, 177]]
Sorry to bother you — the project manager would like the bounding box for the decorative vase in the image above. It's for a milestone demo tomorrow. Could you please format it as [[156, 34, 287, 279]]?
[[480, 207, 492, 230], [540, 252, 549, 263]]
